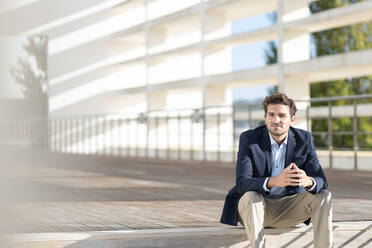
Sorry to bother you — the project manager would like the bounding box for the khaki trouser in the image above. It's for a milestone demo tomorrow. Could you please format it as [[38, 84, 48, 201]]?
[[238, 190, 333, 248]]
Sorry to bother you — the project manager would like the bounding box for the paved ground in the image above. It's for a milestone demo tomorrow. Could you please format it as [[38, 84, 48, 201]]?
[[1, 150, 372, 233]]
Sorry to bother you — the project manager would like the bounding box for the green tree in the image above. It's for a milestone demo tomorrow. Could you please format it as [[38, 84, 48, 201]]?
[[264, 0, 372, 149], [309, 0, 372, 149]]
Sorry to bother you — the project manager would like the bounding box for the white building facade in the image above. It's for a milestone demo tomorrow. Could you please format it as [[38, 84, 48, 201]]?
[[1, 0, 372, 169]]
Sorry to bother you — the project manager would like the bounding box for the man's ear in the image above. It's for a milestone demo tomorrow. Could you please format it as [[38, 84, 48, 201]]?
[[290, 115, 296, 125]]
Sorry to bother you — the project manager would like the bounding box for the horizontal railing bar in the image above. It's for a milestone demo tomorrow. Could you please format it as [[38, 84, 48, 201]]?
[[312, 131, 372, 135]]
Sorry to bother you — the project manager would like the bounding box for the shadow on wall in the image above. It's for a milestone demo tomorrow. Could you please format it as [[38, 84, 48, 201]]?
[[8, 35, 48, 120]]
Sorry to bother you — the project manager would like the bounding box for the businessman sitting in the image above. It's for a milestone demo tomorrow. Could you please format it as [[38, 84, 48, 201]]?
[[220, 92, 333, 248]]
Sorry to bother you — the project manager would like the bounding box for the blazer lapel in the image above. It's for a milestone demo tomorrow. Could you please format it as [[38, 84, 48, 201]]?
[[262, 128, 273, 176], [285, 128, 296, 168]]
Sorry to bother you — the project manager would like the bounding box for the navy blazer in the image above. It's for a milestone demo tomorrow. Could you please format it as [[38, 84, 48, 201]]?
[[220, 125, 328, 226]]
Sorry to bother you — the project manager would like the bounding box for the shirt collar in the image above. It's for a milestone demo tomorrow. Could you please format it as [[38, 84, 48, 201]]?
[[268, 131, 288, 148]]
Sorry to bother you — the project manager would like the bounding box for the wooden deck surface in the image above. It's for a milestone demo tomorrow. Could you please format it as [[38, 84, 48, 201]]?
[[1, 151, 372, 233]]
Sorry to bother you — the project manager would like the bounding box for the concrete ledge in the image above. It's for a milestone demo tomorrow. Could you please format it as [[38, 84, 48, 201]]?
[[6, 221, 372, 248]]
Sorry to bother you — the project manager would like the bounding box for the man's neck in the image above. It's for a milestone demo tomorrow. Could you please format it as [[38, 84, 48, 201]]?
[[271, 133, 288, 146]]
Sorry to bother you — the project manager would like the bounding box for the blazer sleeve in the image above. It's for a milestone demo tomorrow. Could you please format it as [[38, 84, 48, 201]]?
[[236, 133, 268, 195], [304, 133, 328, 193]]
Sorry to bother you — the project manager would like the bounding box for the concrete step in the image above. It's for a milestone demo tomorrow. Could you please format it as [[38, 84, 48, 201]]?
[[4, 221, 372, 248]]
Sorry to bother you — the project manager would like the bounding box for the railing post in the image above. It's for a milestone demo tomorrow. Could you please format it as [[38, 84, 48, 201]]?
[[353, 99, 358, 170], [50, 118, 54, 152], [328, 101, 333, 169], [166, 114, 170, 159], [136, 117, 140, 158], [306, 104, 310, 132], [145, 114, 149, 158], [232, 105, 236, 164], [217, 108, 221, 162], [89, 115, 93, 155], [118, 117, 122, 157], [178, 113, 181, 160], [190, 112, 193, 161], [248, 104, 253, 129], [88, 116, 92, 155], [58, 118, 62, 152], [126, 118, 130, 157], [81, 116, 85, 155], [96, 116, 100, 155], [202, 107, 206, 162], [64, 117, 68, 153], [95, 116, 98, 155], [47, 118, 50, 151], [155, 115, 159, 159], [63, 117, 67, 153], [110, 117, 114, 156]]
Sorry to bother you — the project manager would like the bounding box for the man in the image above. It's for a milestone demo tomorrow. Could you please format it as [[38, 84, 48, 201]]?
[[220, 93, 333, 248]]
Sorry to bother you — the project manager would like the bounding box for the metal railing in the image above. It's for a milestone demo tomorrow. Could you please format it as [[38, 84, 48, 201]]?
[[2, 94, 372, 169], [305, 94, 372, 170]]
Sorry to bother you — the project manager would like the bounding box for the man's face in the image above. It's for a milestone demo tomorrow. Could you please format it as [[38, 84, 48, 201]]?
[[264, 104, 295, 138]]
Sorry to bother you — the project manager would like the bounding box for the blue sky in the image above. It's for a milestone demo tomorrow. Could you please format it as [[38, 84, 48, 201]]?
[[231, 13, 275, 102]]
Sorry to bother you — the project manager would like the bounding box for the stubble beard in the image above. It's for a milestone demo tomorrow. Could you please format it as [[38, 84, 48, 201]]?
[[269, 126, 287, 138]]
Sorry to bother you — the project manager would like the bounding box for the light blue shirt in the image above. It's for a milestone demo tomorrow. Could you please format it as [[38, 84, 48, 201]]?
[[263, 132, 316, 198]]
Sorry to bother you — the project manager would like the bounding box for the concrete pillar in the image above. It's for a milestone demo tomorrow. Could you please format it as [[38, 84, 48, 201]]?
[[204, 84, 232, 108], [147, 26, 166, 53], [282, 0, 310, 64], [148, 88, 203, 111], [281, 0, 311, 131], [204, 45, 232, 75], [204, 85, 233, 161], [147, 90, 166, 111], [107, 93, 147, 157], [169, 88, 202, 159], [204, 9, 229, 41], [147, 90, 165, 157], [147, 88, 203, 159], [282, 75, 310, 131]]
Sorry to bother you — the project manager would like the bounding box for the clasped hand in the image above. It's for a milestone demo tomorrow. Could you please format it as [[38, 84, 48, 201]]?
[[267, 163, 313, 189]]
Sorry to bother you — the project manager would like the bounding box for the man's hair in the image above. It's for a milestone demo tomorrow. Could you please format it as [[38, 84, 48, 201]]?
[[262, 92, 297, 117]]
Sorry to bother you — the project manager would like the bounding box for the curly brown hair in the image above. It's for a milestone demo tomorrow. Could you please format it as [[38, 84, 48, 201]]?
[[262, 92, 297, 117]]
